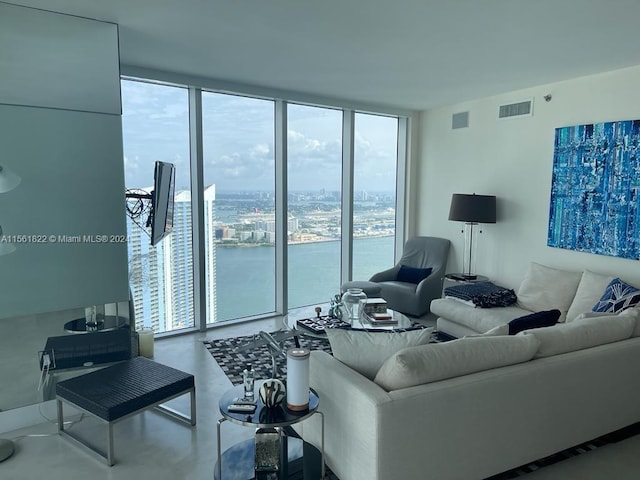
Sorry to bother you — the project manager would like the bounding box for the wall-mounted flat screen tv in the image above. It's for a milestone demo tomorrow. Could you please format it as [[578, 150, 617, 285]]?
[[150, 161, 175, 246]]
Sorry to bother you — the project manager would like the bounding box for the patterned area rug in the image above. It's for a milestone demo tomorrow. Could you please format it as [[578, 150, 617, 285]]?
[[204, 333, 332, 385]]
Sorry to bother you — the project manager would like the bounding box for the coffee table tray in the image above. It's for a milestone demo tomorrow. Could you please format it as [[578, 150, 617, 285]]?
[[296, 315, 350, 334]]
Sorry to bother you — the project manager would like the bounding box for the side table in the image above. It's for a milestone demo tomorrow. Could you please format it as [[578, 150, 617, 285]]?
[[216, 382, 325, 479]]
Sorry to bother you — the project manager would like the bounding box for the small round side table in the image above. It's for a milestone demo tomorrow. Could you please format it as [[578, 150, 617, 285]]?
[[216, 382, 325, 479]]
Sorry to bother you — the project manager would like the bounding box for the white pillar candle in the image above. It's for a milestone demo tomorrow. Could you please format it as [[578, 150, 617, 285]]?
[[138, 328, 154, 358], [286, 347, 310, 411]]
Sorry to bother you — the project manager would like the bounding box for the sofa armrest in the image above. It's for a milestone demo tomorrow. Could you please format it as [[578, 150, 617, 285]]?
[[369, 267, 398, 283], [299, 351, 392, 480]]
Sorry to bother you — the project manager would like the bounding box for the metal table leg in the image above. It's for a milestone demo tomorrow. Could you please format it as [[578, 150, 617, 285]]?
[[216, 417, 226, 479]]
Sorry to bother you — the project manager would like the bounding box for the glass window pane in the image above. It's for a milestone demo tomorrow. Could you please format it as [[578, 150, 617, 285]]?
[[121, 79, 193, 333], [287, 104, 343, 307], [202, 92, 276, 322], [353, 113, 398, 281]]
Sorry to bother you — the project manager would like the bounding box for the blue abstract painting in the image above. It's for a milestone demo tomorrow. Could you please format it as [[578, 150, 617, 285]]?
[[547, 119, 640, 259]]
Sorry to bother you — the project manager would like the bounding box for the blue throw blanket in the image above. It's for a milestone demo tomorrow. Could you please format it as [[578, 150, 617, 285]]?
[[444, 281, 517, 308]]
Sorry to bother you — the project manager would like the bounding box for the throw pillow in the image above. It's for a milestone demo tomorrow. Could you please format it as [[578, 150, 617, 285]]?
[[397, 265, 432, 284], [325, 327, 433, 380], [566, 270, 615, 322], [517, 314, 636, 358], [592, 278, 640, 313], [516, 262, 582, 322], [373, 335, 540, 391], [508, 309, 560, 335]]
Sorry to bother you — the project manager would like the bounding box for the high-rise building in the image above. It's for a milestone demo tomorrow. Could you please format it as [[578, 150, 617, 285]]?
[[126, 185, 216, 332]]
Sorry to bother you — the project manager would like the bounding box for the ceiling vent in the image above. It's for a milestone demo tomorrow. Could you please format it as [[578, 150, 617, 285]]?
[[499, 99, 533, 119], [452, 111, 469, 129]]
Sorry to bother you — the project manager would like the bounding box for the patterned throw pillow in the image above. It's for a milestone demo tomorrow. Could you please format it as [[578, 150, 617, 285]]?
[[593, 278, 640, 313]]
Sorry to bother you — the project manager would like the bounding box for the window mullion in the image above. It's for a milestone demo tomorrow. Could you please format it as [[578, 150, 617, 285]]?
[[341, 110, 355, 285], [188, 86, 206, 330], [275, 100, 288, 315]]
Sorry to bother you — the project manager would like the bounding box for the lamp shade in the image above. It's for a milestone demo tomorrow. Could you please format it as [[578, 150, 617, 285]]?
[[448, 193, 496, 223], [0, 164, 21, 193]]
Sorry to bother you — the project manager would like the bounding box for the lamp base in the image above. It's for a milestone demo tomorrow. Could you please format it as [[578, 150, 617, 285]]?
[[0, 439, 15, 462], [462, 274, 477, 280]]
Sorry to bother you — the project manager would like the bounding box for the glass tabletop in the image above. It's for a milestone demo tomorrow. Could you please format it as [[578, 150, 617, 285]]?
[[283, 303, 414, 339], [219, 382, 319, 428]]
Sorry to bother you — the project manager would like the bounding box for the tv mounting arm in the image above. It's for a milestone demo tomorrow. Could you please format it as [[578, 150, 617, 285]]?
[[125, 190, 153, 228]]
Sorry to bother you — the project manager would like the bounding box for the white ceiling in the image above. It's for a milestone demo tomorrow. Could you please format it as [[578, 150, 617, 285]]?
[[8, 0, 640, 111]]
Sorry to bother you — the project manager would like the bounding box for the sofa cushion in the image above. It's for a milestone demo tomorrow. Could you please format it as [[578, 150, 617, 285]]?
[[517, 314, 636, 358], [566, 270, 615, 322], [325, 327, 433, 380], [373, 335, 540, 391], [396, 265, 432, 284], [516, 262, 582, 322], [431, 298, 531, 334], [592, 278, 640, 314], [574, 307, 640, 337], [508, 309, 560, 335]]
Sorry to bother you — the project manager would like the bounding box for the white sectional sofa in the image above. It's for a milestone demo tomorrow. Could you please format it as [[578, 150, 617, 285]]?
[[432, 263, 618, 338], [298, 308, 640, 480]]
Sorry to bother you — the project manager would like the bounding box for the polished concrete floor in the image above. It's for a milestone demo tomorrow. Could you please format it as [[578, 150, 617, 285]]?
[[1, 314, 640, 479]]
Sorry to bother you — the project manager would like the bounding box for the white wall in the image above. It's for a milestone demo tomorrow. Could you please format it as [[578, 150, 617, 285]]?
[[417, 64, 640, 290]]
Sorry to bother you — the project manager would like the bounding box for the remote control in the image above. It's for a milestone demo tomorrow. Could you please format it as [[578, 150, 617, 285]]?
[[228, 404, 256, 413], [232, 397, 257, 406]]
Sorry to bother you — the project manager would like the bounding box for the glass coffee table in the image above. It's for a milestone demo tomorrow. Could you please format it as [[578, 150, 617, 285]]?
[[216, 382, 325, 479], [284, 304, 415, 339]]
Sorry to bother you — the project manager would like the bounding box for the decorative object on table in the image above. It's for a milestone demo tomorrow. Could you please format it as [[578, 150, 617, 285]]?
[[328, 293, 343, 319], [296, 315, 350, 334], [314, 306, 322, 318], [137, 328, 154, 358], [548, 119, 640, 259], [259, 378, 286, 408], [255, 427, 281, 472], [448, 193, 497, 279], [84, 305, 105, 330], [341, 287, 367, 323], [242, 364, 255, 401], [362, 297, 388, 314], [286, 347, 310, 411]]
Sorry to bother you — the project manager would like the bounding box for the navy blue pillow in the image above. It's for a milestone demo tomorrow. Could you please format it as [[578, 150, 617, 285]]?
[[397, 265, 432, 284], [508, 309, 561, 335]]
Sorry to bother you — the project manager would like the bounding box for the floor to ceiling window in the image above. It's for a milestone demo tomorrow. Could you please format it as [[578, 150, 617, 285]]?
[[121, 79, 193, 333], [121, 75, 407, 332], [202, 92, 276, 322], [287, 104, 343, 307], [352, 113, 398, 280]]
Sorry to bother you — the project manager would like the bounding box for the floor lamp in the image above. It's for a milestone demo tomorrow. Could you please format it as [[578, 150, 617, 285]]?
[[448, 193, 496, 279], [0, 164, 21, 462]]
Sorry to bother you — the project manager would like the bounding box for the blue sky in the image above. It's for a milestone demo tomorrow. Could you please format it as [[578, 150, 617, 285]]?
[[121, 79, 398, 193]]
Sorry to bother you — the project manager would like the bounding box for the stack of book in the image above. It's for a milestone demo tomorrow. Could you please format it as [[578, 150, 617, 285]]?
[[362, 298, 397, 325]]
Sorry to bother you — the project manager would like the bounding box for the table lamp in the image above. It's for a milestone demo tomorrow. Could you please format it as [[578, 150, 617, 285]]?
[[448, 193, 496, 279]]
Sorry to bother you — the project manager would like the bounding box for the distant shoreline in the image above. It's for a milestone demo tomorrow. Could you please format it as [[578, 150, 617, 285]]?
[[216, 234, 394, 248]]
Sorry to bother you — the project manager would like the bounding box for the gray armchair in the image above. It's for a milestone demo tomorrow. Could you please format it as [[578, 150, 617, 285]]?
[[369, 236, 450, 317]]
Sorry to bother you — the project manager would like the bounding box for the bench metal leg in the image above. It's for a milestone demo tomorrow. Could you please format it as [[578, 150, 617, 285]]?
[[56, 386, 196, 466], [154, 387, 196, 426]]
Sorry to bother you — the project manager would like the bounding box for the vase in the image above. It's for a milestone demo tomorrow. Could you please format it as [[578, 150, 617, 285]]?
[[341, 288, 367, 324]]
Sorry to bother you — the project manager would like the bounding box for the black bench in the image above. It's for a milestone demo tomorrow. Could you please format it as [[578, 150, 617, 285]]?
[[56, 356, 196, 465]]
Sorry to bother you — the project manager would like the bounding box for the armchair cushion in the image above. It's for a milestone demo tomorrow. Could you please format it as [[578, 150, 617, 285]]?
[[396, 265, 432, 284]]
